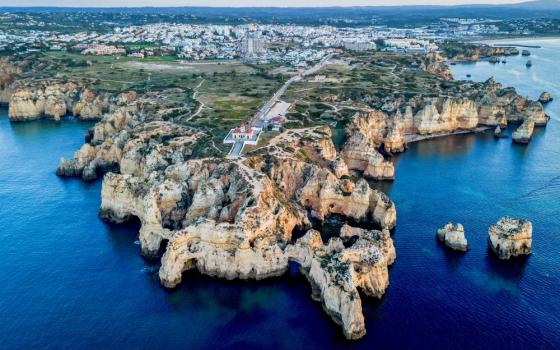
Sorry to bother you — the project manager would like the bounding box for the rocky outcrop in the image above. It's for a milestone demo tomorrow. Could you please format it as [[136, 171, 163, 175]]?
[[442, 43, 518, 62], [526, 101, 549, 126], [494, 126, 506, 138], [72, 88, 111, 120], [538, 91, 553, 104], [268, 156, 396, 229], [340, 224, 396, 265], [512, 118, 535, 144], [63, 117, 397, 339], [436, 222, 468, 251], [8, 80, 115, 122], [286, 226, 395, 339], [413, 97, 479, 135], [488, 216, 532, 259], [342, 134, 394, 180], [332, 157, 349, 178]]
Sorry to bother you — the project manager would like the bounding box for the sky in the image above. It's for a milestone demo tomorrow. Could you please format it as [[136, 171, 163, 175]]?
[[0, 0, 527, 7]]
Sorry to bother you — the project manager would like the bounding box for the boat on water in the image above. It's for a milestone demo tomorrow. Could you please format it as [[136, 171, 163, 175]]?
[[522, 49, 531, 56], [526, 60, 533, 67]]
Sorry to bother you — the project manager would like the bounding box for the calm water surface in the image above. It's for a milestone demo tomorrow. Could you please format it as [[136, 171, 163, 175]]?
[[1, 38, 559, 349]]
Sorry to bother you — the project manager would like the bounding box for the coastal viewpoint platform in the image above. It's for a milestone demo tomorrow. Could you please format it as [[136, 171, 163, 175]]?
[[223, 126, 262, 158]]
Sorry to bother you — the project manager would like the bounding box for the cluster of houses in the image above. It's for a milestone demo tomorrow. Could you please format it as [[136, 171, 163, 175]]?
[[81, 44, 126, 56]]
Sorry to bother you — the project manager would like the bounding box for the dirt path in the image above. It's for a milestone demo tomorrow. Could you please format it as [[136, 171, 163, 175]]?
[[185, 79, 206, 122]]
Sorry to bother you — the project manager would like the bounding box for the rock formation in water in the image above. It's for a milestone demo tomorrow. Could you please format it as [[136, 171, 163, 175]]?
[[512, 118, 535, 144], [539, 91, 553, 104], [436, 222, 468, 251], [285, 226, 395, 339], [55, 112, 396, 339], [488, 216, 532, 259], [494, 126, 506, 138]]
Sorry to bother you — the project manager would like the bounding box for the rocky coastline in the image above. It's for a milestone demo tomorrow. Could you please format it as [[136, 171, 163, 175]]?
[[0, 51, 549, 339]]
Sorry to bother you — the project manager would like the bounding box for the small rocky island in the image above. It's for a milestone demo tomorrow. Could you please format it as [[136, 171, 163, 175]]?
[[436, 222, 468, 251], [488, 216, 533, 259], [494, 125, 507, 138], [539, 91, 553, 104]]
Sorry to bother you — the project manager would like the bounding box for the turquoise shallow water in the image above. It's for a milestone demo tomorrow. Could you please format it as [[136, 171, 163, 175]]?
[[0, 38, 559, 349]]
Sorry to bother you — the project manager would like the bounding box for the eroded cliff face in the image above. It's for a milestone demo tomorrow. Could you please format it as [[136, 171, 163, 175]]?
[[512, 117, 535, 144], [8, 80, 119, 122], [55, 117, 397, 339], [342, 133, 394, 180], [413, 97, 479, 134], [336, 77, 549, 181], [286, 226, 395, 339]]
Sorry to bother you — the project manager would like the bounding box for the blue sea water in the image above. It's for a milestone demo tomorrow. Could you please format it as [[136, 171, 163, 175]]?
[[1, 38, 559, 349]]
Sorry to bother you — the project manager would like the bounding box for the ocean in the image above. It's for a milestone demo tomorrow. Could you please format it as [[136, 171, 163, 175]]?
[[0, 38, 559, 349]]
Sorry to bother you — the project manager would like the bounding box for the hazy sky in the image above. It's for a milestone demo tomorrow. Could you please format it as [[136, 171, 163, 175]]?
[[0, 0, 526, 7]]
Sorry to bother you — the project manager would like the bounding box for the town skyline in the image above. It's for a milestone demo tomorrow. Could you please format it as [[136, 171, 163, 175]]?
[[3, 0, 529, 8]]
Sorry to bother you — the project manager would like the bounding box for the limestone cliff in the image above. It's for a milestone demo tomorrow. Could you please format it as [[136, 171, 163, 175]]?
[[286, 226, 395, 339], [413, 97, 478, 135], [8, 80, 118, 122], [70, 120, 397, 339], [342, 134, 394, 180]]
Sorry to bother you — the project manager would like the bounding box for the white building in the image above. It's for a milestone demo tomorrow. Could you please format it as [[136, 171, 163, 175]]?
[[240, 32, 266, 57]]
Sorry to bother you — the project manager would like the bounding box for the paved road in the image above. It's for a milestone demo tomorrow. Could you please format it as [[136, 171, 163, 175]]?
[[227, 140, 244, 158], [251, 53, 334, 126], [226, 53, 334, 157]]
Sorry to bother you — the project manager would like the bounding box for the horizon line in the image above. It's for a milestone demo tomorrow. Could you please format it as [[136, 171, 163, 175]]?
[[0, 2, 535, 10]]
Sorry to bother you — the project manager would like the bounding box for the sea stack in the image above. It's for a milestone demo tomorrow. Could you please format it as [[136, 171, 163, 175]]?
[[539, 91, 553, 104], [512, 118, 534, 144], [436, 222, 468, 251], [488, 216, 532, 259], [494, 125, 506, 138]]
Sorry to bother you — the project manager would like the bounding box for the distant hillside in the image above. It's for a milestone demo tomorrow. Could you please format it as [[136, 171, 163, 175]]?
[[2, 1, 560, 26], [511, 0, 560, 8]]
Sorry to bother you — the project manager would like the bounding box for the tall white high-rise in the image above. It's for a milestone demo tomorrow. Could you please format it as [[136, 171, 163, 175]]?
[[240, 32, 266, 57]]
